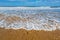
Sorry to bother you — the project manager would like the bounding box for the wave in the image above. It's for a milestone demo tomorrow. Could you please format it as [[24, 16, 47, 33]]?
[[0, 7, 60, 10], [0, 8, 60, 31]]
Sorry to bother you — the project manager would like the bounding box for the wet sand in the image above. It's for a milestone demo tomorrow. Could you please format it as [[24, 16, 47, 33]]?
[[0, 28, 60, 40]]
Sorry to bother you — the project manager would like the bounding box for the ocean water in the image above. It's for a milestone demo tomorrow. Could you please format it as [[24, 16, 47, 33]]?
[[0, 7, 60, 31]]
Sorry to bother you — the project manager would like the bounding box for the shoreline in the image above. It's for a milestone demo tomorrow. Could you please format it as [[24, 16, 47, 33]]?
[[0, 28, 60, 40]]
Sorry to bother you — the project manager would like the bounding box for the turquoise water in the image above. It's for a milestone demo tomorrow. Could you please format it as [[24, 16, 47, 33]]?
[[0, 0, 60, 6]]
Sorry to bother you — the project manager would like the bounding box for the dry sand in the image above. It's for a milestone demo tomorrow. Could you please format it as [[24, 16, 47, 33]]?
[[0, 28, 60, 40]]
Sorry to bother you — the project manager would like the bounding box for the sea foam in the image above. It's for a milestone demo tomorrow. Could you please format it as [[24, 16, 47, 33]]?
[[0, 7, 60, 31]]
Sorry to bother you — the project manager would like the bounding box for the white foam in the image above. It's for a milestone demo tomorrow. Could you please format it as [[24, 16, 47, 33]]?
[[0, 18, 60, 31], [0, 7, 60, 31], [0, 7, 60, 10]]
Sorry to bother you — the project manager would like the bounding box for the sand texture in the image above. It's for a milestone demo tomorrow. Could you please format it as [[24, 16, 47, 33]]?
[[0, 28, 60, 40]]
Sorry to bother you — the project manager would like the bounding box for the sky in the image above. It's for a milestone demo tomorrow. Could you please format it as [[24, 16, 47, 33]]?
[[0, 0, 60, 7]]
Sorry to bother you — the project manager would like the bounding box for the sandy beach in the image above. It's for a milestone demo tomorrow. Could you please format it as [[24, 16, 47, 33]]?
[[0, 28, 60, 40], [0, 7, 60, 40]]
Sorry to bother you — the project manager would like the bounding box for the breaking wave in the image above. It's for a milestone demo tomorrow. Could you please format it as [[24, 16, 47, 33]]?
[[0, 7, 60, 31]]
